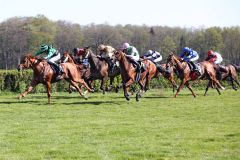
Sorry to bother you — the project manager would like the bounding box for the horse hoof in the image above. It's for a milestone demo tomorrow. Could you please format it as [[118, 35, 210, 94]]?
[[136, 96, 139, 102], [125, 96, 130, 101], [18, 95, 22, 100]]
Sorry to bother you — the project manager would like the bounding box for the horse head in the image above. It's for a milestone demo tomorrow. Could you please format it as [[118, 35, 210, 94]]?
[[166, 52, 175, 66], [61, 51, 75, 63], [17, 53, 37, 71], [114, 50, 125, 61]]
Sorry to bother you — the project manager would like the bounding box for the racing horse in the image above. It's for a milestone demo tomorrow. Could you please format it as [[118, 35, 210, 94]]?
[[84, 47, 121, 94], [166, 53, 225, 97], [17, 53, 93, 103], [114, 50, 157, 101], [60, 51, 91, 93]]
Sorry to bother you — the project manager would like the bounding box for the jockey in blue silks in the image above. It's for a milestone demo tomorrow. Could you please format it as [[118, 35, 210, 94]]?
[[179, 47, 199, 72]]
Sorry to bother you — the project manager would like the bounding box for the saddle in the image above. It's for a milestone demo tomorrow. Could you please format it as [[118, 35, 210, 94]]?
[[188, 62, 202, 79]]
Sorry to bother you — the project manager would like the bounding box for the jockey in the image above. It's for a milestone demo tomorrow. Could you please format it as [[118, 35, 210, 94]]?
[[206, 50, 223, 64], [179, 47, 199, 72], [144, 50, 170, 74], [98, 44, 115, 72], [73, 48, 89, 67], [35, 44, 64, 78], [122, 42, 141, 81], [205, 50, 227, 78]]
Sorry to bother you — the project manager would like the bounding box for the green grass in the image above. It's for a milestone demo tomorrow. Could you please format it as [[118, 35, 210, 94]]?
[[0, 89, 239, 160]]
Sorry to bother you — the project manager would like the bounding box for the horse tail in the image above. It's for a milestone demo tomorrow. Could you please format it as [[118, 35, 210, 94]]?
[[232, 64, 240, 72]]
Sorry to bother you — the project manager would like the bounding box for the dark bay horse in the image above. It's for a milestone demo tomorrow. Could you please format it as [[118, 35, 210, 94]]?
[[17, 54, 93, 103], [84, 48, 121, 94], [166, 53, 225, 97], [218, 64, 240, 90], [114, 50, 157, 101]]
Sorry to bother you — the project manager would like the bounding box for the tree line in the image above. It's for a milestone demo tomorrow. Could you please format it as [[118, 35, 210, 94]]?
[[0, 15, 239, 69]]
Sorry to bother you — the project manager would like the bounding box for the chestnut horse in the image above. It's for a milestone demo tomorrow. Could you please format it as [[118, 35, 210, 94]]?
[[84, 48, 121, 94], [166, 53, 225, 97], [17, 54, 93, 103], [204, 58, 240, 91], [60, 51, 92, 93], [114, 50, 157, 101]]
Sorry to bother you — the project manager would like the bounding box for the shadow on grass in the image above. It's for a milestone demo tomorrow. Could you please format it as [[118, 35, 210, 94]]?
[[61, 100, 123, 105], [0, 99, 125, 106]]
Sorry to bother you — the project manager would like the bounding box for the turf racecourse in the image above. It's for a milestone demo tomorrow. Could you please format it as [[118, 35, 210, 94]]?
[[0, 89, 239, 160]]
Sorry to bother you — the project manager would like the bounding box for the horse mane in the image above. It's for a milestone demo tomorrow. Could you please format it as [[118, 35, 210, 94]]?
[[25, 53, 34, 58]]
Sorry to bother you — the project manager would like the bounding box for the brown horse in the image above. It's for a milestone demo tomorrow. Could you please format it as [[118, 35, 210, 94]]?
[[61, 51, 77, 64], [114, 50, 157, 101], [60, 51, 92, 93], [84, 48, 121, 94], [166, 53, 225, 97], [220, 64, 240, 90], [17, 53, 93, 103], [204, 58, 240, 91]]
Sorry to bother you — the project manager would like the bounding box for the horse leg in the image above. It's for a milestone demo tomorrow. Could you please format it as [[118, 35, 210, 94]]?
[[108, 77, 114, 91], [209, 72, 225, 90], [168, 76, 178, 93], [211, 80, 221, 95], [68, 80, 88, 99], [185, 81, 196, 97], [123, 79, 134, 101], [100, 76, 109, 94], [175, 79, 186, 98], [136, 78, 146, 101], [204, 80, 211, 96], [215, 85, 221, 95], [46, 81, 51, 104], [229, 77, 237, 91], [18, 81, 37, 99]]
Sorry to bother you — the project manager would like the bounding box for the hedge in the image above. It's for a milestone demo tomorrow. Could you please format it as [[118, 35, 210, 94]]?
[[0, 69, 239, 93]]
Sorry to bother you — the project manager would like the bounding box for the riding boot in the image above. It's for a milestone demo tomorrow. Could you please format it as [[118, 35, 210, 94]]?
[[189, 61, 196, 71], [131, 60, 141, 82]]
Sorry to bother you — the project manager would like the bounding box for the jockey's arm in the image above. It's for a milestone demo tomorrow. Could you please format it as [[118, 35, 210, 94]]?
[[179, 52, 185, 59], [45, 48, 56, 59], [211, 56, 217, 62]]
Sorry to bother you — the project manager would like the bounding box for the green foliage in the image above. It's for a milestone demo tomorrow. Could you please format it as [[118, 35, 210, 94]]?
[[1, 15, 240, 69], [205, 27, 224, 51]]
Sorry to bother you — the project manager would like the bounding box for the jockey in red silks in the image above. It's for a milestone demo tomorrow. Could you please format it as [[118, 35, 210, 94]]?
[[73, 48, 89, 67], [206, 50, 223, 64], [205, 50, 227, 79]]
